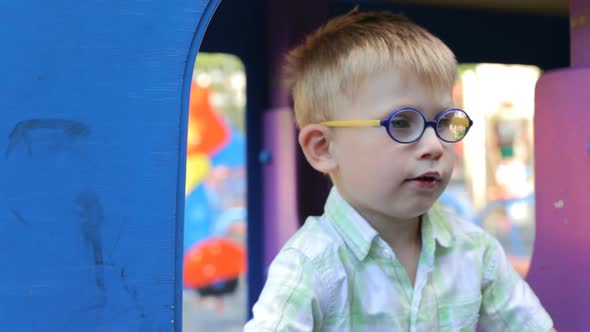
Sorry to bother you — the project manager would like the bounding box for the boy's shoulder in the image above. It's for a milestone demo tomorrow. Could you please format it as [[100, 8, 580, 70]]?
[[431, 203, 497, 249], [279, 215, 347, 264]]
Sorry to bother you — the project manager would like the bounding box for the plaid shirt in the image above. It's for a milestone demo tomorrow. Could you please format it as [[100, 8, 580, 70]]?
[[245, 187, 553, 332]]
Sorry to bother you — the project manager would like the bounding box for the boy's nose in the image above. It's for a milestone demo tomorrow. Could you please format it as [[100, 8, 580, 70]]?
[[417, 127, 443, 160]]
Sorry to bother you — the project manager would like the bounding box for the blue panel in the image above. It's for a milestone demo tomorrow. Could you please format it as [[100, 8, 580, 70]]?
[[0, 0, 219, 331]]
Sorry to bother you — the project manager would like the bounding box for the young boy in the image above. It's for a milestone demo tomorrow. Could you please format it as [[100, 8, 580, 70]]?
[[244, 9, 554, 332]]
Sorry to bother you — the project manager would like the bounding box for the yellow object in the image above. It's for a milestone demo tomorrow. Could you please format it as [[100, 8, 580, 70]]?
[[185, 154, 212, 195], [320, 120, 381, 127]]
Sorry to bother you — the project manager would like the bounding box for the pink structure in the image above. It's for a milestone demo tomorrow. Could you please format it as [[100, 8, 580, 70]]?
[[527, 1, 590, 330], [262, 109, 300, 267], [571, 0, 590, 67]]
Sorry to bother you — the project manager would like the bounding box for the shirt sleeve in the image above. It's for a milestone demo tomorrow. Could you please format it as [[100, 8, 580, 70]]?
[[479, 236, 553, 332], [244, 248, 324, 332]]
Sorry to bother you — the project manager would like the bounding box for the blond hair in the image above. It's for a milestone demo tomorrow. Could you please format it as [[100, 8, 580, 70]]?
[[283, 8, 457, 128]]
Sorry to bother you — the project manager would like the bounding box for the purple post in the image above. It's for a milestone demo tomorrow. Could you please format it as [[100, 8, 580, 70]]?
[[528, 68, 590, 332], [260, 1, 329, 270], [262, 109, 300, 267], [571, 0, 590, 66], [267, 1, 329, 109], [526, 1, 590, 330]]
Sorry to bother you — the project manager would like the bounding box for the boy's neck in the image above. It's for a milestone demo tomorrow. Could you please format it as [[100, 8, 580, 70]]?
[[367, 213, 422, 252], [358, 209, 422, 286], [350, 203, 422, 249]]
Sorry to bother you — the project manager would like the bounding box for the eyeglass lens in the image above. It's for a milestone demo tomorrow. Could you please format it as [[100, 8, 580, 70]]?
[[387, 109, 469, 143]]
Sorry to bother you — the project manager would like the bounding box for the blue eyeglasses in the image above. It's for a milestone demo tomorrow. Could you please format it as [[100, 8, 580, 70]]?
[[320, 107, 473, 144]]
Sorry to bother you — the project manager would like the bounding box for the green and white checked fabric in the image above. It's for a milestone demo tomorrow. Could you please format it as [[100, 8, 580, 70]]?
[[244, 187, 553, 332]]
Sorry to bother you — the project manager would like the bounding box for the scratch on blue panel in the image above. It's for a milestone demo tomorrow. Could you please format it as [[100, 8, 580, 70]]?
[[75, 191, 106, 297], [4, 118, 90, 158], [9, 207, 29, 225]]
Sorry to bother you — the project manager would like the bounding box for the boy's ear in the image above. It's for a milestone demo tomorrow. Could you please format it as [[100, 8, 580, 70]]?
[[298, 124, 338, 174]]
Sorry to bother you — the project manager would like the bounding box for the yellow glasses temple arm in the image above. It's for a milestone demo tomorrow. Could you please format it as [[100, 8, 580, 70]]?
[[320, 120, 381, 127]]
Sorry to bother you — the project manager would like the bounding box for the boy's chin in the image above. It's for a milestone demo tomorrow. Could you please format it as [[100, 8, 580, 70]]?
[[397, 200, 437, 218]]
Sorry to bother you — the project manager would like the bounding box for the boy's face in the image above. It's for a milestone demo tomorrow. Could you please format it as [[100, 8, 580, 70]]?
[[329, 66, 455, 222]]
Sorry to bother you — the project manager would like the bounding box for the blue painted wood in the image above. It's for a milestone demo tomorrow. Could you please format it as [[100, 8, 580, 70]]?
[[0, 0, 219, 330]]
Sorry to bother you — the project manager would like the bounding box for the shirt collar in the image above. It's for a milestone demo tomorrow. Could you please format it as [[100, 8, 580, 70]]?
[[424, 202, 454, 248], [324, 187, 454, 262], [324, 187, 378, 261]]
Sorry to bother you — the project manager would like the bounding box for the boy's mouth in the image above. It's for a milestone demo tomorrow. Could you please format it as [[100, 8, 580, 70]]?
[[406, 172, 442, 184]]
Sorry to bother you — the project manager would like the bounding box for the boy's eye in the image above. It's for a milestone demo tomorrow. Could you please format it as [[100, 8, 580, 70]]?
[[390, 118, 411, 128], [438, 118, 451, 127]]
